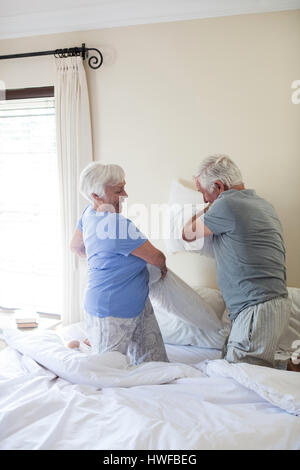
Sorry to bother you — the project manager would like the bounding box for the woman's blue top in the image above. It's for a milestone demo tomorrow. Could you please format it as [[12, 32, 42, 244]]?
[[78, 205, 149, 318]]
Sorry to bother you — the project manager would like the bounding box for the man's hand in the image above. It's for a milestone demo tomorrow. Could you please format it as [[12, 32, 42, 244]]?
[[204, 202, 212, 213], [160, 265, 168, 279], [182, 205, 213, 242]]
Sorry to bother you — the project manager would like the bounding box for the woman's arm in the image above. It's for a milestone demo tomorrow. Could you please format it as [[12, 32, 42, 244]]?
[[131, 241, 167, 278], [70, 228, 86, 258]]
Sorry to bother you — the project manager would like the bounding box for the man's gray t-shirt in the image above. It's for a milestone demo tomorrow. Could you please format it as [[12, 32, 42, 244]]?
[[203, 189, 287, 321]]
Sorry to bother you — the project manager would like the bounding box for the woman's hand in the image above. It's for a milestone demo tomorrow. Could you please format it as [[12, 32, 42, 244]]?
[[70, 228, 87, 258]]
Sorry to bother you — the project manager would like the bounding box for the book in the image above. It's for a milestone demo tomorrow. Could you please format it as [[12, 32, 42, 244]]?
[[16, 317, 38, 324], [17, 322, 38, 329]]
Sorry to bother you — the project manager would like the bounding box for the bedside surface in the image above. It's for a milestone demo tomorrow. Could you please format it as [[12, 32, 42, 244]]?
[[0, 312, 62, 351]]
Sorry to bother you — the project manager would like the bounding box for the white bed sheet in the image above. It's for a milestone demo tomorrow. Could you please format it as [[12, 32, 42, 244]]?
[[166, 344, 222, 364], [0, 329, 300, 450]]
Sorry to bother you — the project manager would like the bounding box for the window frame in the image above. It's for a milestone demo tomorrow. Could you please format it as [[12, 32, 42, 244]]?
[[5, 87, 54, 101], [0, 86, 61, 320]]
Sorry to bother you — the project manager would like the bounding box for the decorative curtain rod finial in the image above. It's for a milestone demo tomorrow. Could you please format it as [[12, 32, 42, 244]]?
[[86, 47, 103, 70], [0, 44, 103, 70]]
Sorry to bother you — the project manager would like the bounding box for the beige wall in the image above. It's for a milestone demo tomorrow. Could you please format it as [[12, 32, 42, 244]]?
[[1, 10, 300, 288]]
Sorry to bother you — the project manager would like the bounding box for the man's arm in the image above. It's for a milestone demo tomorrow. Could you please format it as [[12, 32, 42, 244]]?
[[182, 205, 212, 242], [70, 228, 86, 258]]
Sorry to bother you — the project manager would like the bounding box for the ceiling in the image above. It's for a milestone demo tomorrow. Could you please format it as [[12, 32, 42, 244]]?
[[1, 0, 300, 39]]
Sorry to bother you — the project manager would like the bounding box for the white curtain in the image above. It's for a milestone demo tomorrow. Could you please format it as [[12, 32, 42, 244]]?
[[55, 56, 93, 325]]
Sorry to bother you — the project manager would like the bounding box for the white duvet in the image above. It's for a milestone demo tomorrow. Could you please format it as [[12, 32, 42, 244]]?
[[0, 328, 300, 450], [2, 329, 202, 388]]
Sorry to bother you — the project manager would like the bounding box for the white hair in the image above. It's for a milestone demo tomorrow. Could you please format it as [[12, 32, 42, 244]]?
[[195, 154, 243, 193], [79, 162, 125, 202]]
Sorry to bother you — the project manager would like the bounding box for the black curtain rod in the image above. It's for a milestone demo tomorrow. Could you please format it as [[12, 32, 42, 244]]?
[[0, 43, 103, 70]]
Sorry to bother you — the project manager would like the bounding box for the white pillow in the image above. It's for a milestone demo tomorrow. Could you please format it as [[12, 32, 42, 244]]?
[[165, 180, 214, 256], [148, 265, 228, 349], [153, 308, 226, 350], [154, 306, 229, 350], [206, 359, 300, 416], [193, 286, 226, 321], [278, 287, 300, 354]]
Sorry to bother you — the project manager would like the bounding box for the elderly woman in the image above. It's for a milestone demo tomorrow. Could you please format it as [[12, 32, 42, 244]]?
[[70, 162, 168, 364]]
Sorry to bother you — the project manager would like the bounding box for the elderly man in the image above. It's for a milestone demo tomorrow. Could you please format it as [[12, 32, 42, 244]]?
[[183, 154, 294, 369]]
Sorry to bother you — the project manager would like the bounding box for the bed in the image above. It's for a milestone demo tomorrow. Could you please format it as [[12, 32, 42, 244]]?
[[2, 179, 299, 450], [0, 278, 300, 450]]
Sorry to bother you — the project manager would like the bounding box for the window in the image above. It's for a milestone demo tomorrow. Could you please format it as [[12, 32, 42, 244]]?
[[0, 97, 62, 317]]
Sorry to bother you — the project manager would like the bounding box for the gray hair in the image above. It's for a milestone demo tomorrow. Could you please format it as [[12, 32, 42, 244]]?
[[79, 162, 125, 202], [195, 154, 243, 193]]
